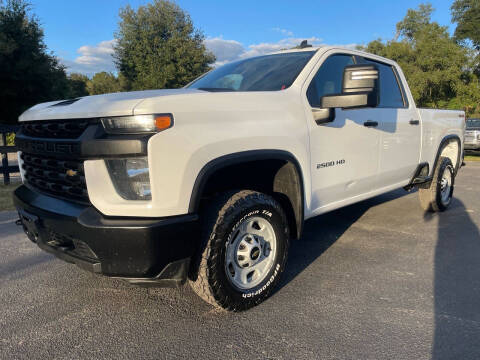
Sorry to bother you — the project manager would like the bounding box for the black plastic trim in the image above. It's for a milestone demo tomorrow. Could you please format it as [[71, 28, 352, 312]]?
[[431, 135, 462, 177], [15, 123, 151, 159], [188, 150, 305, 239], [405, 135, 462, 191], [404, 162, 431, 190], [14, 185, 199, 284]]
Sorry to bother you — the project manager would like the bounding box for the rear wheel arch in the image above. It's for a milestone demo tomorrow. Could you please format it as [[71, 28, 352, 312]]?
[[431, 135, 462, 176], [188, 150, 305, 240]]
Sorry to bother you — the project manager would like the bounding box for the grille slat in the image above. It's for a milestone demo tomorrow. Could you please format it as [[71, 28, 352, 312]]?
[[22, 119, 89, 139], [21, 152, 89, 203]]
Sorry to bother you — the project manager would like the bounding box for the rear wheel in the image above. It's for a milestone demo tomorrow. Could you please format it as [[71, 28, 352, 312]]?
[[190, 190, 289, 311], [419, 156, 455, 212]]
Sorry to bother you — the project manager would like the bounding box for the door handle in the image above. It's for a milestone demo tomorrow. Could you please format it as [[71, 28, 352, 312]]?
[[409, 119, 420, 125], [363, 120, 378, 127]]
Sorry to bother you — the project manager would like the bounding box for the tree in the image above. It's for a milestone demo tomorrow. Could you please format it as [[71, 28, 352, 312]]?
[[360, 3, 480, 115], [86, 72, 122, 95], [452, 0, 480, 50], [67, 73, 89, 98], [395, 3, 434, 40], [113, 0, 215, 90], [0, 0, 69, 124]]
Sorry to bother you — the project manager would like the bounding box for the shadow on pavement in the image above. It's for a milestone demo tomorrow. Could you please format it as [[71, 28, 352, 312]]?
[[431, 199, 480, 359], [280, 189, 408, 288]]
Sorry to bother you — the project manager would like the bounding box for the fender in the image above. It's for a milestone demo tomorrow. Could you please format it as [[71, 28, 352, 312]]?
[[430, 134, 462, 176], [188, 150, 305, 239]]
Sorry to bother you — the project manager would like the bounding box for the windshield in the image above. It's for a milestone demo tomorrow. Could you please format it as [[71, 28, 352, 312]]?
[[188, 51, 316, 92], [467, 119, 480, 129]]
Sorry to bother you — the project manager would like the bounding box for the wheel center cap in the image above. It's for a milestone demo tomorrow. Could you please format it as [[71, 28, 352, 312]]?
[[250, 247, 260, 260]]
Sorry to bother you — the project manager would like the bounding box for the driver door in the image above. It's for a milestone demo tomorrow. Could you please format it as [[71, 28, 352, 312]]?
[[305, 53, 381, 215]]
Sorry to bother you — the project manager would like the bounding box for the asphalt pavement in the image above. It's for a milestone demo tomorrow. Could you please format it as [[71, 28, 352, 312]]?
[[1, 162, 479, 360]]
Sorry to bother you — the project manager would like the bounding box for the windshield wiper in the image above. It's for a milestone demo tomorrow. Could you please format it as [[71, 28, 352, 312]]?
[[197, 87, 236, 92]]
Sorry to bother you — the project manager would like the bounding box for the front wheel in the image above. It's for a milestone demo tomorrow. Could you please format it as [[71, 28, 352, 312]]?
[[419, 156, 455, 212], [190, 190, 289, 311]]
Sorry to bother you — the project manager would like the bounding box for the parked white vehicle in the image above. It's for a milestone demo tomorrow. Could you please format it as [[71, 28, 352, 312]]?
[[14, 45, 465, 311], [465, 118, 480, 150]]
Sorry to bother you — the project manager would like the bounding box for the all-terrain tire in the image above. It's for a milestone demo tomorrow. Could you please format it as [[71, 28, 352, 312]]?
[[189, 190, 289, 311], [419, 157, 455, 212]]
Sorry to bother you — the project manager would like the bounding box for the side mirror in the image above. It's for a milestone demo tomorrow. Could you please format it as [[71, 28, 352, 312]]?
[[321, 65, 379, 109]]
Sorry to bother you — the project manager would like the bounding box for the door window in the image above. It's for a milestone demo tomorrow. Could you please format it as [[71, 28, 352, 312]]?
[[357, 57, 406, 108], [306, 54, 355, 107]]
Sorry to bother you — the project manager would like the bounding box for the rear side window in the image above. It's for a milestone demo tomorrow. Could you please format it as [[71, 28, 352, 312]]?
[[358, 57, 406, 108], [306, 54, 355, 107]]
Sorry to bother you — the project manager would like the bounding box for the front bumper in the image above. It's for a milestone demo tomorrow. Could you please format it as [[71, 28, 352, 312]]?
[[13, 185, 199, 287], [464, 141, 480, 150]]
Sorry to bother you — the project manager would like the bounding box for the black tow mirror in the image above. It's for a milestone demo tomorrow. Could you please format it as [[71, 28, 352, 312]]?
[[321, 64, 379, 109]]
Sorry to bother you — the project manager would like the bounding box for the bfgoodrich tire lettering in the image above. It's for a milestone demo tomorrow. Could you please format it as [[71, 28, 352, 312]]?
[[189, 190, 289, 311]]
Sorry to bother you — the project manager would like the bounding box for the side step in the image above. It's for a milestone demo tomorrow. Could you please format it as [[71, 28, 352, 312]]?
[[404, 162, 431, 191]]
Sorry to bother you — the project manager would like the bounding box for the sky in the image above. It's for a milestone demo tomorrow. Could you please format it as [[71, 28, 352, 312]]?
[[28, 0, 457, 76]]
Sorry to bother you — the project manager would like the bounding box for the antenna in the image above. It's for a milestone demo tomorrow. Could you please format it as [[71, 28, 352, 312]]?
[[299, 40, 312, 49]]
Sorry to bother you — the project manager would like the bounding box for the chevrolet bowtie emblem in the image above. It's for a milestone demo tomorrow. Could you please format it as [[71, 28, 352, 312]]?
[[66, 169, 78, 177]]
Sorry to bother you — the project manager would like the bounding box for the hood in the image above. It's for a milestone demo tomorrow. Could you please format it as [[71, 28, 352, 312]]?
[[18, 89, 204, 122]]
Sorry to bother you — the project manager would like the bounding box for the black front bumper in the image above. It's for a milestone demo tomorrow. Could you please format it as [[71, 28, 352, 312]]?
[[14, 185, 199, 287]]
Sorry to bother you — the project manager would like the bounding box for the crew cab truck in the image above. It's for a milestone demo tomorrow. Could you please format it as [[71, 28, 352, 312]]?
[[14, 46, 465, 311]]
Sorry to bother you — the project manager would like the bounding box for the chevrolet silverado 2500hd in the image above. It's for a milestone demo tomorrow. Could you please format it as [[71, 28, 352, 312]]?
[[14, 46, 465, 311]]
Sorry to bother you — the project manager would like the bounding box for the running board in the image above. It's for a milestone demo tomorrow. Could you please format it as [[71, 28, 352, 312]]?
[[404, 162, 431, 191]]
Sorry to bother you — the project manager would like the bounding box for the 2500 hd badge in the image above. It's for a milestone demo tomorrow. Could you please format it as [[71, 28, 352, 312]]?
[[317, 159, 346, 169]]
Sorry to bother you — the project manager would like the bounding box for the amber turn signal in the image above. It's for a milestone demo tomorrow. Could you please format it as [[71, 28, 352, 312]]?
[[155, 115, 173, 131]]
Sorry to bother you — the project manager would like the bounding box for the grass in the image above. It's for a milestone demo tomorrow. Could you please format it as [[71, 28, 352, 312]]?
[[465, 156, 480, 161], [464, 152, 480, 162], [0, 183, 20, 212]]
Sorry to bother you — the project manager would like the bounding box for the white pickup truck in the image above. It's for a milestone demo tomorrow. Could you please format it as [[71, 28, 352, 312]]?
[[14, 46, 465, 311]]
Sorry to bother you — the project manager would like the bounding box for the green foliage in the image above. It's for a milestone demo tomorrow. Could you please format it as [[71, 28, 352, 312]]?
[[6, 132, 15, 145], [395, 3, 434, 40], [86, 72, 122, 95], [67, 73, 89, 98], [113, 0, 215, 90], [0, 0, 69, 124], [360, 3, 480, 116], [452, 0, 480, 50]]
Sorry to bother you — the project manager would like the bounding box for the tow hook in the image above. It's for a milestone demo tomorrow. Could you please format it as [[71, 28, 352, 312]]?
[[16, 212, 39, 243]]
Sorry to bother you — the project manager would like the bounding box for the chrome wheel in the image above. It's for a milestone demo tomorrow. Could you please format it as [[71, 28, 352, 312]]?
[[440, 166, 453, 205], [225, 216, 277, 290]]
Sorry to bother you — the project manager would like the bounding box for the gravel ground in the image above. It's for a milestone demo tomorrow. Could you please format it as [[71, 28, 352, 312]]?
[[1, 162, 479, 360]]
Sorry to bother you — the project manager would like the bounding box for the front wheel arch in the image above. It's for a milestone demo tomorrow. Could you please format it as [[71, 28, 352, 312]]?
[[188, 150, 305, 240]]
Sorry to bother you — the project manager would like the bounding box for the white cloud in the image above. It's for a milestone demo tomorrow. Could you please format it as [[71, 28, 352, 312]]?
[[203, 37, 245, 66], [272, 27, 294, 37], [62, 40, 117, 76], [62, 36, 359, 75], [240, 37, 324, 59], [203, 36, 362, 67]]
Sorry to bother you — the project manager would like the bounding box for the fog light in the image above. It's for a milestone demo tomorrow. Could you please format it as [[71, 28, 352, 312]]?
[[105, 157, 151, 200]]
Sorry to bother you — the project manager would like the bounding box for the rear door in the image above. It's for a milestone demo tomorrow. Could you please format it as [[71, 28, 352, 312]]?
[[357, 56, 421, 188]]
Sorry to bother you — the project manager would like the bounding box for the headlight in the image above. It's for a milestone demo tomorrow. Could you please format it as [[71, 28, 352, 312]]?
[[101, 114, 173, 134], [105, 157, 151, 200]]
